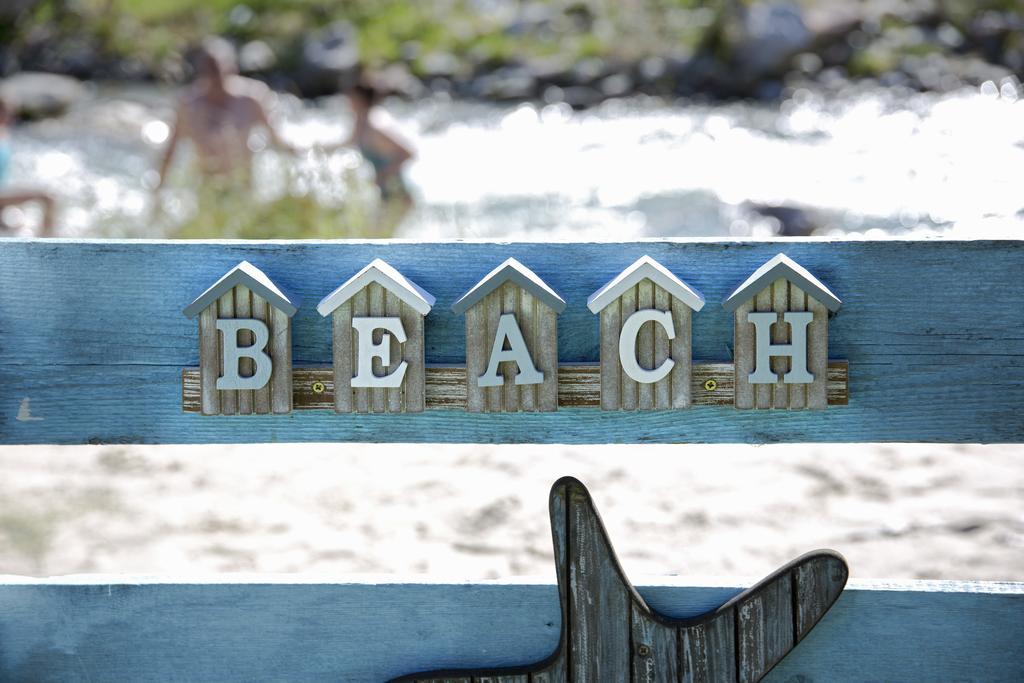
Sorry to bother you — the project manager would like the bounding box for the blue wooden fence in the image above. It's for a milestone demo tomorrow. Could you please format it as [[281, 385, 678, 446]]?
[[0, 576, 1020, 682], [1, 238, 1022, 444]]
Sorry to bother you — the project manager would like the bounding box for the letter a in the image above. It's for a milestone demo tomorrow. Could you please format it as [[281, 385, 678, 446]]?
[[478, 313, 544, 388]]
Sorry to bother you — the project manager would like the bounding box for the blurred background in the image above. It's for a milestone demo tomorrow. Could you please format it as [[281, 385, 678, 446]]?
[[0, 0, 1021, 240], [0, 2, 1021, 583]]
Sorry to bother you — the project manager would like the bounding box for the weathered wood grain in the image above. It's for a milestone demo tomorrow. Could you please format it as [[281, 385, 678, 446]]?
[[198, 305, 220, 416], [620, 284, 638, 411], [352, 287, 369, 413], [671, 299, 693, 410], [403, 301, 426, 413], [770, 278, 788, 410], [486, 288, 502, 413], [465, 302, 487, 413], [519, 289, 538, 412], [807, 297, 828, 410], [733, 299, 755, 411], [679, 610, 735, 683], [251, 293, 272, 414], [754, 286, 773, 410], [631, 603, 679, 682], [270, 307, 292, 414], [217, 290, 238, 415], [502, 284, 519, 413], [386, 290, 403, 413], [794, 553, 847, 642], [787, 286, 807, 410], [737, 573, 794, 683], [234, 284, 254, 415], [536, 304, 558, 412], [369, 282, 387, 414], [599, 301, 621, 411], [3, 239, 1022, 443], [331, 302, 353, 413], [654, 285, 672, 410], [182, 362, 849, 413], [637, 279, 655, 410]]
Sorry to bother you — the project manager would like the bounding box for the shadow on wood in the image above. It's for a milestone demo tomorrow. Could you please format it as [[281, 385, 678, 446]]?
[[393, 477, 848, 682]]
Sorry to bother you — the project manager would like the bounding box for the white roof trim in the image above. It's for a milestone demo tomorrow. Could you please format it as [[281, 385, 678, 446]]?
[[587, 255, 705, 314], [183, 261, 299, 319], [722, 253, 841, 312], [316, 259, 436, 317], [451, 258, 566, 315]]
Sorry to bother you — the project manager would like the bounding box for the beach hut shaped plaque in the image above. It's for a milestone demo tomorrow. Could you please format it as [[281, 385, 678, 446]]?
[[588, 256, 705, 410], [452, 258, 565, 413], [723, 254, 841, 410], [316, 259, 435, 413], [183, 261, 299, 415]]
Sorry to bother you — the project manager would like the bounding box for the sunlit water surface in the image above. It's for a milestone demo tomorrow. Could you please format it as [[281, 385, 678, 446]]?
[[5, 82, 1022, 239]]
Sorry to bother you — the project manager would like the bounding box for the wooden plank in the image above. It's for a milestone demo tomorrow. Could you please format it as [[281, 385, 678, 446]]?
[[198, 306, 220, 416], [599, 302, 621, 411], [794, 554, 848, 642], [465, 303, 486, 413], [631, 603, 678, 682], [386, 290, 403, 413], [5, 239, 1024, 443], [671, 300, 692, 409], [352, 287, 369, 413], [536, 305, 558, 412], [486, 289, 503, 413], [332, 302, 353, 413], [216, 291, 237, 415], [771, 277, 789, 410], [807, 297, 828, 410], [620, 284, 638, 411], [369, 282, 386, 414], [654, 285, 671, 410], [733, 300, 755, 410], [181, 363, 849, 413], [679, 610, 736, 683], [403, 302, 425, 413], [0, 577, 1020, 682], [269, 307, 292, 414], [637, 278, 655, 410], [234, 284, 253, 415], [503, 284, 519, 413], [251, 293, 271, 414], [737, 571, 794, 683], [754, 286, 773, 410], [788, 285, 807, 410], [518, 288, 537, 412]]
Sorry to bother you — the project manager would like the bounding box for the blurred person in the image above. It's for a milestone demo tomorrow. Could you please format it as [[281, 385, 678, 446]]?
[[0, 94, 55, 236], [154, 37, 296, 195]]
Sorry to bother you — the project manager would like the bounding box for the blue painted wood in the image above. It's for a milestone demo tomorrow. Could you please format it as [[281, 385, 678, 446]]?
[[0, 577, 1019, 682], [1, 238, 1022, 444]]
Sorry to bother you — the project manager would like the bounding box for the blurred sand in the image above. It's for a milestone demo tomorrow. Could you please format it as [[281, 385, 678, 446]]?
[[0, 443, 1020, 582]]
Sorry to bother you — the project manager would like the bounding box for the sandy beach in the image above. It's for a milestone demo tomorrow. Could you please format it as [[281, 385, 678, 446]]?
[[0, 442, 1020, 583]]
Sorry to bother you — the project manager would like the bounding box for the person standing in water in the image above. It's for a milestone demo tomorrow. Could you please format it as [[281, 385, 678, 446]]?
[[0, 94, 56, 236], [154, 37, 296, 194]]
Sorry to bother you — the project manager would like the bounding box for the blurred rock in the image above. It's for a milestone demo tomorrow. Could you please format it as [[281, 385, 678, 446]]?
[[375, 63, 426, 99], [239, 41, 276, 75], [0, 71, 85, 119], [599, 72, 632, 98], [733, 2, 813, 80], [561, 85, 601, 110], [743, 202, 817, 236], [296, 22, 359, 97], [473, 66, 537, 101]]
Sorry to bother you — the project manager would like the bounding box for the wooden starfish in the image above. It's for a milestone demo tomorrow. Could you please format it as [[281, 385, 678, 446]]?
[[394, 476, 848, 683]]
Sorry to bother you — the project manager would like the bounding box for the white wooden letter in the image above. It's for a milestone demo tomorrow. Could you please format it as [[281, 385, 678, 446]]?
[[352, 317, 408, 388], [216, 319, 273, 390], [478, 313, 544, 388], [747, 311, 814, 384], [619, 309, 676, 384]]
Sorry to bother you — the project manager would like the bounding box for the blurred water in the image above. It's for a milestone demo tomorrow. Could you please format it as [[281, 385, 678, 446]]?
[[4, 82, 1022, 239]]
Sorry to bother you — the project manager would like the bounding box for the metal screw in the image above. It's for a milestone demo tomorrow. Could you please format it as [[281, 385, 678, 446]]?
[[637, 644, 651, 657], [311, 381, 326, 394], [704, 378, 718, 392]]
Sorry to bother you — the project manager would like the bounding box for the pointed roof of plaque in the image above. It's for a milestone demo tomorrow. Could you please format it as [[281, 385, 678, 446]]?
[[451, 258, 566, 315], [722, 253, 841, 313], [587, 255, 705, 314], [317, 258, 436, 317], [183, 261, 300, 319]]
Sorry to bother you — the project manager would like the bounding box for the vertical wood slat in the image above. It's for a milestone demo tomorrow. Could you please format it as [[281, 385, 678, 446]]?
[[531, 479, 569, 683], [536, 303, 558, 412], [403, 302, 426, 413], [737, 573, 794, 683], [807, 297, 829, 410], [252, 293, 271, 414], [332, 302, 353, 413], [679, 610, 736, 683], [198, 306, 220, 415], [369, 283, 386, 414], [385, 291, 403, 413], [235, 285, 254, 415], [519, 289, 537, 412], [794, 555, 847, 642], [788, 286, 807, 410], [352, 288, 369, 413], [269, 307, 292, 413], [567, 485, 630, 680], [653, 285, 671, 410], [734, 300, 755, 410], [631, 604, 678, 682], [637, 279, 655, 410], [599, 301, 621, 411], [671, 301, 692, 410], [465, 302, 486, 413], [217, 291, 237, 415], [486, 288, 503, 413], [502, 283, 520, 413], [620, 285, 638, 410], [771, 278, 789, 410], [754, 286, 773, 409]]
